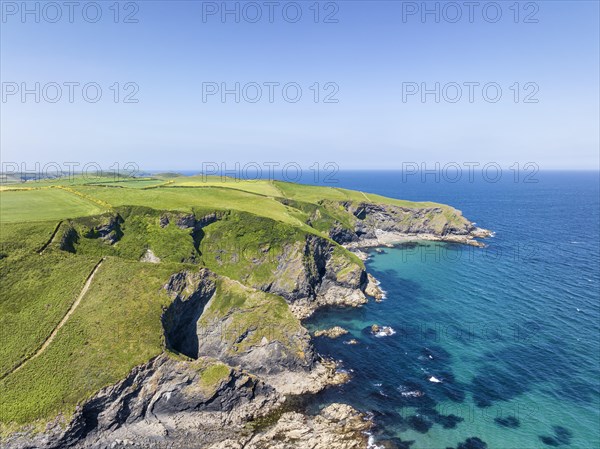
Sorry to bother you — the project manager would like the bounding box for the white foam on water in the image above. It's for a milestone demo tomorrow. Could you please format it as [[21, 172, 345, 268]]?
[[374, 326, 396, 338], [367, 433, 385, 449], [400, 390, 424, 397]]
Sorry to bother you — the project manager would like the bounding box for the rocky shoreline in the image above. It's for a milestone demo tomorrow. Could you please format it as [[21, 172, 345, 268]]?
[[2, 354, 366, 449], [344, 228, 493, 250]]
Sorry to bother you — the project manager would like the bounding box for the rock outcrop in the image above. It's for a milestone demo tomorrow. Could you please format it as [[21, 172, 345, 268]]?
[[314, 326, 349, 339], [266, 235, 368, 320], [59, 224, 79, 253], [216, 403, 372, 449], [163, 268, 317, 377], [326, 201, 491, 248], [84, 214, 124, 244], [162, 269, 217, 359], [140, 248, 161, 263], [365, 274, 385, 301], [173, 212, 225, 231]]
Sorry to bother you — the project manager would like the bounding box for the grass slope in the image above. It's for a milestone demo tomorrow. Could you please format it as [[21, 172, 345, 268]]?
[[0, 253, 99, 377], [0, 221, 60, 257], [199, 211, 307, 286], [0, 257, 178, 430]]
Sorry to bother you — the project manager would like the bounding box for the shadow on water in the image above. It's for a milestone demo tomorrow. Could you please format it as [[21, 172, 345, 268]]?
[[301, 172, 600, 448], [539, 425, 573, 447], [471, 338, 597, 408], [364, 268, 427, 301]]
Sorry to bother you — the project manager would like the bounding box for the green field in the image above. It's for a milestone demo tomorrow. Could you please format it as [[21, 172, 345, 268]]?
[[69, 185, 308, 226], [169, 176, 283, 197], [0, 189, 106, 223], [85, 179, 168, 189]]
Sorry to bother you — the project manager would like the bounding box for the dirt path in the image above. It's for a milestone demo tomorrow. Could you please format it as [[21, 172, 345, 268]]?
[[2, 258, 105, 379]]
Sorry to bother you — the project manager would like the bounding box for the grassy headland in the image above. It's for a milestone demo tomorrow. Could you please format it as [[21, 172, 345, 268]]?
[[0, 174, 476, 436]]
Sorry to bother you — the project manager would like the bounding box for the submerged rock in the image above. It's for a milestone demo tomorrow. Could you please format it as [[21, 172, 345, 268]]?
[[494, 415, 520, 428], [455, 437, 488, 449]]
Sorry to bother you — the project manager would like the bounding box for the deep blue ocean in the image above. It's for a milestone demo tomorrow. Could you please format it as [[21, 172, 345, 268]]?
[[297, 171, 600, 449]]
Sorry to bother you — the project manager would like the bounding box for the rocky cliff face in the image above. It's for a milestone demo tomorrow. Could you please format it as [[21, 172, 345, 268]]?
[[351, 202, 470, 237], [84, 214, 124, 244], [162, 269, 217, 359], [259, 235, 368, 319], [328, 201, 490, 248], [59, 214, 124, 253], [265, 234, 368, 319], [163, 268, 316, 375], [2, 355, 281, 449]]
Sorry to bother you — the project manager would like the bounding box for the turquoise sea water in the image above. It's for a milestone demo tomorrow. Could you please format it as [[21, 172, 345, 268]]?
[[304, 171, 600, 449]]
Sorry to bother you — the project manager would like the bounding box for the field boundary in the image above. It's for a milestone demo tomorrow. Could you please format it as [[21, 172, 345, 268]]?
[[270, 180, 288, 199], [54, 186, 113, 210], [37, 221, 63, 255], [142, 179, 174, 189]]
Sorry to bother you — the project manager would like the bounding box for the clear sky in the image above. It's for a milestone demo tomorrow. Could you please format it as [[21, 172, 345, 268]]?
[[1, 0, 599, 171]]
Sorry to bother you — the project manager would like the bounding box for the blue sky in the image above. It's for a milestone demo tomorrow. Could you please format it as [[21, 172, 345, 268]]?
[[1, 1, 599, 171]]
